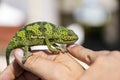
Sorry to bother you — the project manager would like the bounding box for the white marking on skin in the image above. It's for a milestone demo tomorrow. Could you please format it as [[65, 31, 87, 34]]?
[[31, 35, 45, 39]]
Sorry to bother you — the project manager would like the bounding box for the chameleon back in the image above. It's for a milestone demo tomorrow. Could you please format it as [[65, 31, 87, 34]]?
[[6, 22, 57, 65]]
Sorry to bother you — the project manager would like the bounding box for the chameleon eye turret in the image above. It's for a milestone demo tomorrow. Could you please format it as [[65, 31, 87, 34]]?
[[6, 22, 78, 65]]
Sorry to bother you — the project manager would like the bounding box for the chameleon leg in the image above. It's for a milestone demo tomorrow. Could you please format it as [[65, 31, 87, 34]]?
[[45, 37, 58, 53], [22, 46, 32, 64]]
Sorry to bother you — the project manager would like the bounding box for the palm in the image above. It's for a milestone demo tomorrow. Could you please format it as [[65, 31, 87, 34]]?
[[20, 51, 84, 80], [0, 50, 84, 80]]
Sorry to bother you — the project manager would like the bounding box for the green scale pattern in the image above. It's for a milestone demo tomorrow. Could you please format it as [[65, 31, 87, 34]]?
[[6, 22, 78, 65]]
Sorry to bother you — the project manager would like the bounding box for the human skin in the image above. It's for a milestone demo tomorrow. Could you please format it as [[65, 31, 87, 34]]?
[[0, 45, 120, 80], [0, 47, 84, 80], [68, 45, 120, 80]]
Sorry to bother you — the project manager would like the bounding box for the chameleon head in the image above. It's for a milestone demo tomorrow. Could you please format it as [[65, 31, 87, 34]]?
[[57, 27, 78, 44]]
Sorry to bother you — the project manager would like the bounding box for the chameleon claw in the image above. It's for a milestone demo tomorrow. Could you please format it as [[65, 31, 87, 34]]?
[[22, 59, 26, 64], [22, 53, 33, 64]]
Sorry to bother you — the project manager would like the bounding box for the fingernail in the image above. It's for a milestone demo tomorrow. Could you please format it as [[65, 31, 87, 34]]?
[[15, 49, 24, 58], [67, 44, 77, 50]]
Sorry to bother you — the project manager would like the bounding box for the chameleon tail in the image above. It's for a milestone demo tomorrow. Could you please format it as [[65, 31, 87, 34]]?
[[6, 40, 17, 66], [6, 46, 13, 65]]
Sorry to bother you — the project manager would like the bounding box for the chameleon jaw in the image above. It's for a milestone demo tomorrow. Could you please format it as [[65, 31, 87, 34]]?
[[57, 40, 78, 44]]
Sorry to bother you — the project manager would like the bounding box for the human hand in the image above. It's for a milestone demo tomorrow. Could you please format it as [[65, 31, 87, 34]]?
[[1, 45, 119, 80], [0, 48, 84, 80], [68, 45, 120, 80]]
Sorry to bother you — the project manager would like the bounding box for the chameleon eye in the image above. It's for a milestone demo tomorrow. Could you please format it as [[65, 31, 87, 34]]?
[[68, 31, 73, 36], [68, 33, 71, 36], [49, 39, 54, 42]]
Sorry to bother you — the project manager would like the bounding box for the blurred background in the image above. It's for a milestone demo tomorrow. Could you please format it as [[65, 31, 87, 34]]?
[[0, 0, 119, 72]]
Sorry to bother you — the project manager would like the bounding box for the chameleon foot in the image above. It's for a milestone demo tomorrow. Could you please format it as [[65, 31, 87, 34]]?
[[52, 49, 67, 54], [52, 44, 67, 53], [22, 53, 33, 64], [55, 46, 67, 53]]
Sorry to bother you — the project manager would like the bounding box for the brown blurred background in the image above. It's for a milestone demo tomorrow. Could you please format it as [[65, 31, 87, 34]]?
[[0, 0, 119, 71]]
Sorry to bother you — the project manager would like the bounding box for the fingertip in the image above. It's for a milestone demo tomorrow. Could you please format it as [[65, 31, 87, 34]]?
[[14, 49, 23, 64], [67, 44, 77, 49], [67, 44, 84, 52]]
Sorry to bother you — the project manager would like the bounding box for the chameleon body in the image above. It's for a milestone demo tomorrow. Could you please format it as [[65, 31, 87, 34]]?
[[6, 22, 78, 65]]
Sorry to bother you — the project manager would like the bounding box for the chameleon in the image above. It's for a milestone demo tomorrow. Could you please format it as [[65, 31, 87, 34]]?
[[6, 22, 78, 65]]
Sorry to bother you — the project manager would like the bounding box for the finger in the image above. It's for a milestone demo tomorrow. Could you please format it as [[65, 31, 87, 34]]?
[[0, 60, 23, 80], [67, 45, 97, 65], [16, 71, 39, 80], [14, 49, 63, 79]]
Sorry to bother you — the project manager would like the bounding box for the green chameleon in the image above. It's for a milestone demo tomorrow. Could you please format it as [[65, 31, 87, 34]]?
[[6, 22, 78, 65]]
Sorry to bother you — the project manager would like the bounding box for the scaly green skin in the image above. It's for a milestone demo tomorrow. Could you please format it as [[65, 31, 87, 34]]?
[[6, 22, 78, 65]]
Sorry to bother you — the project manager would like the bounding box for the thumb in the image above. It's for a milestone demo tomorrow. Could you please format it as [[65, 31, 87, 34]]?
[[13, 49, 59, 79]]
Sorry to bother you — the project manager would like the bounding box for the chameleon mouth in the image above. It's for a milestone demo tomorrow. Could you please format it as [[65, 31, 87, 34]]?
[[64, 40, 77, 43]]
